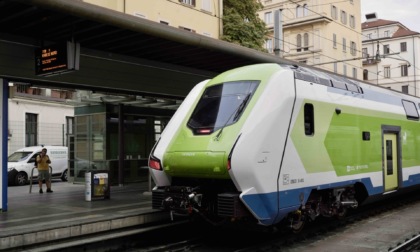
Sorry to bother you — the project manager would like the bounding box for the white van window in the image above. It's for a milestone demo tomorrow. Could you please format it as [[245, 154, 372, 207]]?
[[8, 152, 32, 162]]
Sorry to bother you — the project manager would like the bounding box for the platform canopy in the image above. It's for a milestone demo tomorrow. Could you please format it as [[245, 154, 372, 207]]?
[[0, 0, 292, 100]]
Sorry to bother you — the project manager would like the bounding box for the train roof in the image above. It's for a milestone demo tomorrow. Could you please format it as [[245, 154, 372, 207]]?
[[279, 63, 420, 103], [280, 64, 363, 94]]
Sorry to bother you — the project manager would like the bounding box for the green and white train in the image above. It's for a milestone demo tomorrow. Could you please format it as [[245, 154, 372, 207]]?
[[148, 63, 420, 231]]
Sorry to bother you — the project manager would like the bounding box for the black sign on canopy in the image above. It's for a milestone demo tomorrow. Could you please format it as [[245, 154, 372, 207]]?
[[35, 41, 80, 77]]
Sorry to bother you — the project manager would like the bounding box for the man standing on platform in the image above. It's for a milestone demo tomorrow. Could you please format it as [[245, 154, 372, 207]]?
[[36, 148, 53, 193]]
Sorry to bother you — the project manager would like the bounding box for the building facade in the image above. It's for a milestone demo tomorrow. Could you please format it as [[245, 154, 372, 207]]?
[[8, 84, 75, 155], [83, 0, 223, 39], [361, 13, 420, 96], [259, 0, 362, 79]]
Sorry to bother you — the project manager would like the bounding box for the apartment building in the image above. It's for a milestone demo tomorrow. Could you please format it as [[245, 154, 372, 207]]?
[[8, 84, 75, 154], [361, 13, 420, 96], [259, 0, 362, 79], [83, 0, 223, 39]]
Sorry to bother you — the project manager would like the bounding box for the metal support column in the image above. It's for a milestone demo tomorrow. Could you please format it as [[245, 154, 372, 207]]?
[[118, 104, 125, 186]]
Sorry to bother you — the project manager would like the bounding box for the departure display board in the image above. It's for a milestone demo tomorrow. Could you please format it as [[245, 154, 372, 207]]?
[[35, 41, 79, 77]]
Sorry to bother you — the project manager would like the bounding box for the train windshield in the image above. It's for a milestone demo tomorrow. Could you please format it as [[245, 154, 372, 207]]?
[[187, 80, 259, 135]]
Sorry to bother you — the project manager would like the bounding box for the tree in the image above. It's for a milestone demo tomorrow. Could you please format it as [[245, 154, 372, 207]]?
[[222, 0, 268, 52]]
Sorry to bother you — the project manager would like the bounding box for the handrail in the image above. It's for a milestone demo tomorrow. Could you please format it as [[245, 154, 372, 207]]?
[[29, 166, 53, 193]]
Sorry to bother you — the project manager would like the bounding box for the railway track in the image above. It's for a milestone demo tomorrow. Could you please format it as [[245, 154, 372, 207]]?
[[389, 233, 420, 252], [23, 190, 420, 252], [123, 190, 420, 252]]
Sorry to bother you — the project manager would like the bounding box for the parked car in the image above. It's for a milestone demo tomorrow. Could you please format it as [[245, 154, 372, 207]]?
[[8, 145, 68, 186]]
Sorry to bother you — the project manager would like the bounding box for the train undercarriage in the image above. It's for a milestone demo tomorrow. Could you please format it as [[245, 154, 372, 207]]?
[[287, 186, 359, 232], [152, 180, 362, 232]]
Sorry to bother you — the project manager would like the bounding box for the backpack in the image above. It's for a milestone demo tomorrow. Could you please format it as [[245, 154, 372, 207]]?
[[34, 154, 39, 167]]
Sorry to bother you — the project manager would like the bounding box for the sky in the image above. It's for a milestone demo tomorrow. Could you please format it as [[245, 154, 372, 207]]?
[[361, 0, 420, 32]]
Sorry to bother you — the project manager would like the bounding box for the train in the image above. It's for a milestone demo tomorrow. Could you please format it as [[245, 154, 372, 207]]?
[[148, 63, 420, 231]]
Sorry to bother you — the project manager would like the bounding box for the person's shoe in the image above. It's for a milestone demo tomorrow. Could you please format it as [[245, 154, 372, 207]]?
[[39, 189, 43, 194], [46, 189, 53, 193]]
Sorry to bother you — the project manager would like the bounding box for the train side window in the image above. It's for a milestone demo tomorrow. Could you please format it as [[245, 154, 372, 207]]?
[[402, 100, 419, 120], [304, 103, 314, 136]]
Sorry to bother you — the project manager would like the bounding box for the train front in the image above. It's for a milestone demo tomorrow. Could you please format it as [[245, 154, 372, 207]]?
[[148, 64, 282, 224]]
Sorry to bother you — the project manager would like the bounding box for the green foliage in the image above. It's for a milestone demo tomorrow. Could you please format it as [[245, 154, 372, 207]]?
[[222, 0, 268, 52]]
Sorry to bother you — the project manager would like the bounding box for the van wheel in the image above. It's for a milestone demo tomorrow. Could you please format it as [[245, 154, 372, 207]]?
[[15, 172, 28, 186], [61, 169, 68, 182]]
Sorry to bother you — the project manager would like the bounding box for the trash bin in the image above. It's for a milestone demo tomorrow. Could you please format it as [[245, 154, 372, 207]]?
[[85, 171, 110, 201]]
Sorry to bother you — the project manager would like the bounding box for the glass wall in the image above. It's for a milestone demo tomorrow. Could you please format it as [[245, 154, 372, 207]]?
[[73, 113, 106, 182], [71, 104, 171, 184]]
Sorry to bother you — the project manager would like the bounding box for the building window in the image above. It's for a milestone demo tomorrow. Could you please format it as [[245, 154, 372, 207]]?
[[297, 34, 302, 52], [362, 48, 368, 58], [384, 30, 390, 37], [350, 41, 356, 56], [154, 120, 168, 142], [296, 4, 309, 18], [333, 33, 337, 48], [343, 64, 347, 76], [383, 44, 390, 54], [341, 10, 347, 24], [363, 69, 368, 80], [264, 11, 273, 24], [342, 38, 346, 52], [303, 4, 308, 16], [334, 62, 337, 73], [66, 116, 74, 135], [66, 116, 74, 146], [401, 42, 407, 52], [352, 68, 357, 79], [25, 113, 38, 147], [296, 5, 303, 18], [179, 26, 196, 32], [367, 33, 372, 40], [402, 86, 409, 94], [303, 33, 309, 51], [201, 0, 212, 12], [265, 39, 273, 53], [350, 15, 355, 28], [180, 0, 196, 6], [331, 5, 337, 19], [384, 66, 391, 78], [401, 64, 408, 76]]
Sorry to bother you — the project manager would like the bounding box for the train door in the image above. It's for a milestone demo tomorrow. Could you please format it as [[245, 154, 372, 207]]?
[[382, 132, 399, 192]]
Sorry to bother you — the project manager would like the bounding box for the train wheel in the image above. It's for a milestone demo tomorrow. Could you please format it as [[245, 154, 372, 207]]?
[[336, 207, 347, 219], [290, 211, 306, 233]]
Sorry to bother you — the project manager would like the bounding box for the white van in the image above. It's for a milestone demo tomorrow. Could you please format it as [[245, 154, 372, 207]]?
[[7, 145, 68, 186]]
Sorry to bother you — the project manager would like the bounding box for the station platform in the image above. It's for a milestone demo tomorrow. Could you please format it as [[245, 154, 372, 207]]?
[[0, 179, 170, 251]]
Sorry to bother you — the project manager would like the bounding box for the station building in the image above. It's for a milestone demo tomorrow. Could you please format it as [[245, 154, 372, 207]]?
[[0, 0, 292, 211]]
